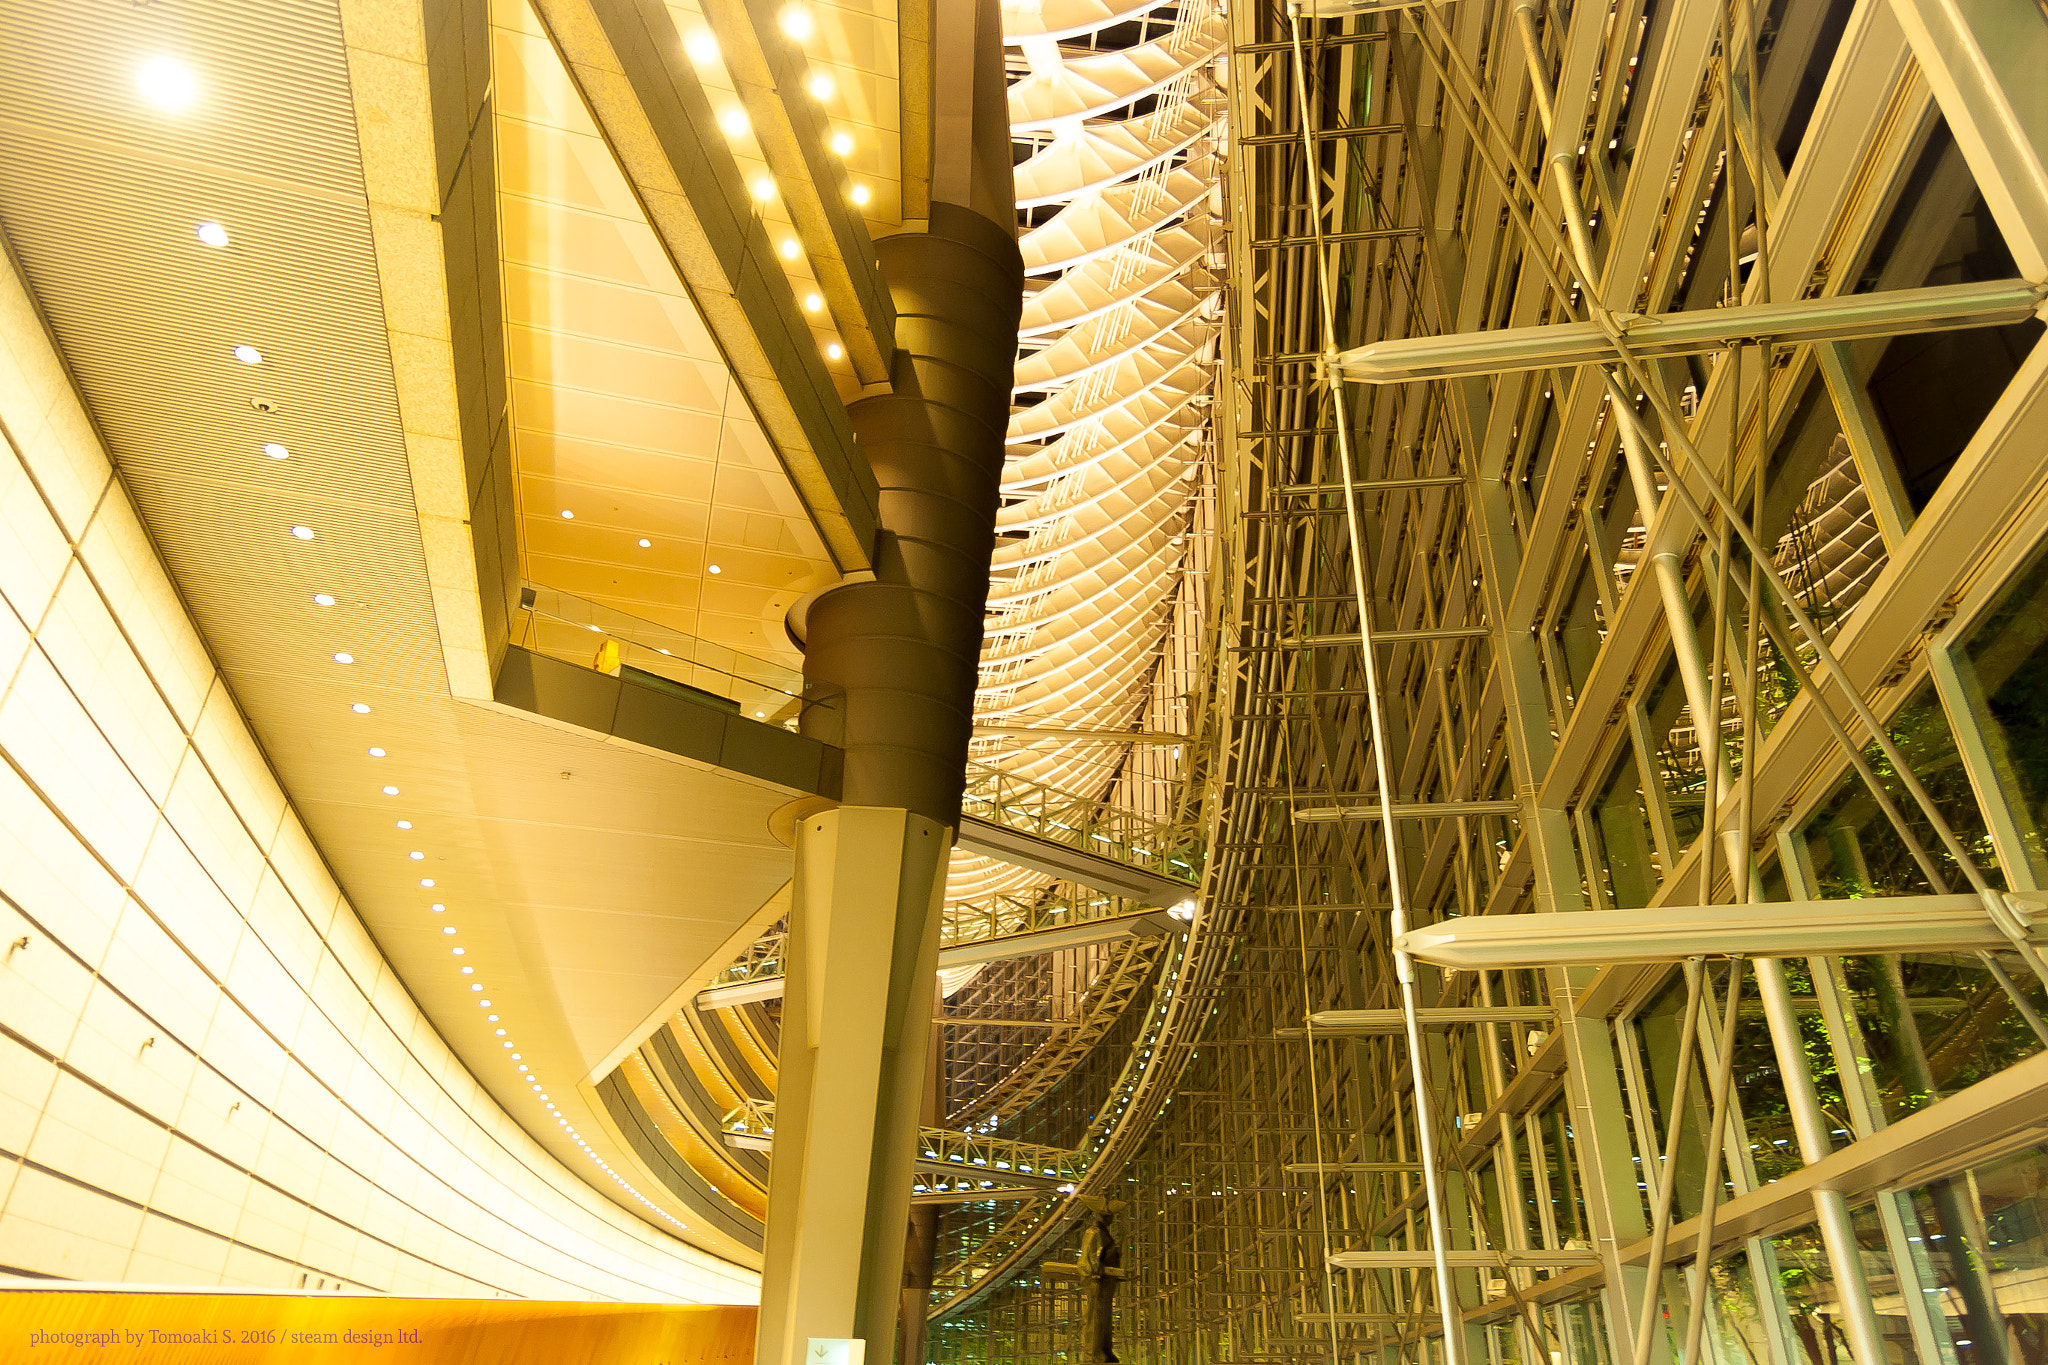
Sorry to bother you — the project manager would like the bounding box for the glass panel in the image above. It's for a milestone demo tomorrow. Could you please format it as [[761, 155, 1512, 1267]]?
[[1587, 742, 1661, 908], [1632, 970, 1715, 1222], [1771, 1208, 1924, 1365], [1955, 540, 2048, 885], [1906, 1144, 2048, 1365]]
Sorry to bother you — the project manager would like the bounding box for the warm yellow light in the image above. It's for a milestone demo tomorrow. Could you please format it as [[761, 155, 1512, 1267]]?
[[752, 176, 775, 202], [827, 342, 843, 360], [780, 238, 800, 260], [803, 292, 823, 312], [137, 56, 198, 110], [807, 72, 834, 100], [829, 131, 854, 157], [718, 106, 749, 137], [684, 29, 719, 63], [849, 182, 871, 207], [779, 5, 813, 40]]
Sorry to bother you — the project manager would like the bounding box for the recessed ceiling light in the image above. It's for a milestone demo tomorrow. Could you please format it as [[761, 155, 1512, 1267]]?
[[751, 176, 775, 202], [313, 592, 336, 606], [559, 509, 574, 519], [850, 183, 871, 207], [409, 851, 425, 860], [827, 342, 843, 360], [333, 652, 354, 664], [451, 946, 464, 955], [830, 131, 853, 157], [637, 538, 651, 548], [262, 442, 289, 460], [420, 878, 435, 888], [431, 902, 444, 911], [470, 984, 483, 992], [807, 73, 834, 100], [780, 5, 813, 39], [684, 29, 718, 63], [367, 746, 386, 757], [442, 926, 456, 935], [137, 56, 198, 110], [718, 106, 749, 137], [398, 821, 413, 830], [233, 344, 263, 365], [382, 785, 399, 795], [289, 525, 314, 540], [461, 966, 473, 974], [803, 292, 822, 312], [195, 221, 230, 248], [351, 703, 370, 714], [779, 238, 800, 260], [708, 564, 722, 575]]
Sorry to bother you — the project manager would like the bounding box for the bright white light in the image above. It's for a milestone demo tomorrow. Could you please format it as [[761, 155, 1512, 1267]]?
[[684, 29, 718, 63], [460, 966, 473, 975], [559, 509, 574, 519], [779, 238, 800, 260], [351, 703, 370, 714], [420, 878, 435, 888], [803, 292, 822, 312], [333, 652, 354, 665], [826, 342, 843, 360], [849, 183, 871, 207], [779, 5, 813, 39], [470, 984, 483, 993], [451, 946, 464, 956], [381, 785, 399, 796], [313, 593, 336, 606], [195, 221, 230, 248], [289, 525, 314, 540], [398, 821, 413, 830], [137, 57, 198, 110], [233, 344, 263, 365], [409, 851, 425, 861], [367, 746, 386, 757], [707, 564, 722, 575], [263, 442, 288, 459], [1168, 898, 1198, 921], [829, 131, 853, 157], [751, 176, 775, 202], [637, 538, 652, 548], [807, 73, 834, 100], [718, 106, 749, 137]]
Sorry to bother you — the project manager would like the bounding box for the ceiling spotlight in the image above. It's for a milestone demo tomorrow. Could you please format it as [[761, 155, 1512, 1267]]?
[[779, 238, 800, 260], [398, 821, 414, 830], [313, 592, 336, 606], [367, 746, 386, 757], [849, 183, 871, 207], [351, 703, 370, 714], [803, 292, 822, 312], [751, 176, 775, 202], [420, 878, 435, 888], [409, 851, 425, 861], [460, 966, 473, 974], [451, 946, 464, 955], [718, 106, 749, 137], [829, 131, 853, 157], [233, 344, 263, 365], [470, 984, 483, 992], [637, 538, 652, 548], [195, 221, 230, 248], [262, 442, 288, 459], [333, 652, 354, 664], [382, 785, 399, 796], [289, 525, 314, 540], [707, 564, 722, 575], [137, 56, 198, 111], [807, 73, 834, 100], [684, 29, 718, 63], [779, 5, 813, 39], [559, 509, 574, 519], [826, 342, 843, 360], [1167, 898, 1198, 922]]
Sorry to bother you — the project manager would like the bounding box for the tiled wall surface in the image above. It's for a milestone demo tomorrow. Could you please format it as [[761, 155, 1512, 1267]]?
[[0, 257, 755, 1302]]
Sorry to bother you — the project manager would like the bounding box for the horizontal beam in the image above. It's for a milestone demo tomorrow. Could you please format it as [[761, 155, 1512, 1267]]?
[[1329, 1250, 1601, 1269], [911, 1188, 1046, 1206], [936, 1014, 1075, 1028], [1275, 476, 1466, 493], [1283, 1007, 1556, 1036], [971, 726, 1189, 745], [1294, 801, 1522, 822], [1284, 627, 1491, 645], [1252, 227, 1422, 249], [1333, 278, 2045, 383], [1284, 1162, 1424, 1173], [1239, 122, 1404, 146], [956, 813, 1197, 904], [1397, 894, 2048, 967]]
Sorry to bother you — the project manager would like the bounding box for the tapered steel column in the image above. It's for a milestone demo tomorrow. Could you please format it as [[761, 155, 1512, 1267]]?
[[756, 0, 1020, 1358]]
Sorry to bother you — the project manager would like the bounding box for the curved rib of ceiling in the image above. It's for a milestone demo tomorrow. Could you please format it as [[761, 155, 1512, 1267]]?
[[1020, 166, 1212, 274], [1014, 101, 1214, 209], [1013, 281, 1215, 394], [1017, 222, 1213, 336], [999, 0, 1178, 42], [1007, 343, 1214, 442], [1007, 15, 1226, 128], [1003, 382, 1208, 487]]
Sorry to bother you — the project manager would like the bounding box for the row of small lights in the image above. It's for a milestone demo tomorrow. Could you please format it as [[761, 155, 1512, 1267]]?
[[687, 6, 860, 365], [141, 52, 687, 1235]]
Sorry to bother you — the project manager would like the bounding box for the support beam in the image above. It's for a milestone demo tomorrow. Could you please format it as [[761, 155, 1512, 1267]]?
[[1330, 278, 2044, 383], [1284, 1007, 1556, 1036], [1293, 801, 1522, 822], [1329, 1250, 1602, 1269], [1398, 894, 2048, 968]]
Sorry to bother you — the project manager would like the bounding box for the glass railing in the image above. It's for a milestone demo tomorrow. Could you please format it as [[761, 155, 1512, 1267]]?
[[513, 583, 806, 729]]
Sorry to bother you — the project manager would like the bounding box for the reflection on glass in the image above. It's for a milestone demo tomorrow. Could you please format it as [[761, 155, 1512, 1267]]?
[[1956, 538, 2048, 885], [1908, 1144, 2048, 1365], [1588, 743, 1659, 909]]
